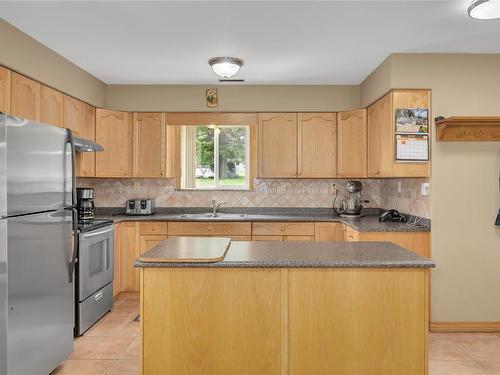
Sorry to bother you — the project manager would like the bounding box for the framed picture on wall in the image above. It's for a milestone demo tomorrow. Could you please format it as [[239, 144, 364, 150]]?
[[206, 89, 218, 108], [395, 108, 429, 133]]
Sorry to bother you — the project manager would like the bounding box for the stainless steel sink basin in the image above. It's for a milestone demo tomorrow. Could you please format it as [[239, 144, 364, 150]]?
[[177, 213, 248, 220]]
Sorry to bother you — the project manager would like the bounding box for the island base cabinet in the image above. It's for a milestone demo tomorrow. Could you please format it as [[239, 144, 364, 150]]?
[[140, 267, 429, 375], [288, 268, 429, 375], [141, 268, 285, 375]]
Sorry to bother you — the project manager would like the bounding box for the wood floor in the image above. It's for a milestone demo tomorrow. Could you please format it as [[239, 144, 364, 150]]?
[[51, 293, 500, 375]]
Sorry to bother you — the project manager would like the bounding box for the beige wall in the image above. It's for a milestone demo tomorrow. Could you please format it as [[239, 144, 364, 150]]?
[[106, 84, 360, 112], [361, 53, 500, 322], [360, 56, 392, 107], [0, 19, 106, 107]]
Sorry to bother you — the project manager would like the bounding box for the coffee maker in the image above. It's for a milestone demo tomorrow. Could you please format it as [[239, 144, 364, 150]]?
[[76, 187, 95, 223], [333, 181, 368, 218]]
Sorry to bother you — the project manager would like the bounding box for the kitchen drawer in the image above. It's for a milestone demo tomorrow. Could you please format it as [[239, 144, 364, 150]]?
[[168, 222, 251, 236], [252, 222, 315, 236], [252, 235, 283, 241], [283, 235, 315, 241], [139, 222, 168, 235]]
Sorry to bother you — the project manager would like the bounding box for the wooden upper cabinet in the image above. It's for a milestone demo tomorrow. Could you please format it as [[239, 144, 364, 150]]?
[[258, 113, 297, 178], [367, 92, 393, 177], [40, 85, 64, 127], [76, 102, 96, 177], [133, 113, 166, 178], [95, 109, 133, 177], [10, 72, 40, 121], [391, 90, 430, 177], [298, 113, 336, 178], [0, 66, 11, 114], [63, 95, 83, 135], [337, 109, 367, 178]]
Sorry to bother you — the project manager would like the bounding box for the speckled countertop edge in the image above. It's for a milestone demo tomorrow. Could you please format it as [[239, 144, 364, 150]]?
[[96, 207, 430, 233]]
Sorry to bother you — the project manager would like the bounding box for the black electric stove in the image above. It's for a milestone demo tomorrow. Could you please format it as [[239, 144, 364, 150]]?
[[77, 219, 113, 233]]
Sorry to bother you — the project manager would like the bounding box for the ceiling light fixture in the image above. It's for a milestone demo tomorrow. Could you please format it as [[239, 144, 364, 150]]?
[[468, 0, 500, 19], [209, 57, 243, 78]]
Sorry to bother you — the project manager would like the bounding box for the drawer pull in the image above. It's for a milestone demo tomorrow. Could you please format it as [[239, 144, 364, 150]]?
[[281, 227, 285, 232], [94, 291, 103, 301], [208, 226, 211, 231]]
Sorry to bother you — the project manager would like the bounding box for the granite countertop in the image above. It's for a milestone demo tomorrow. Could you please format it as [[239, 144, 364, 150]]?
[[96, 207, 430, 233], [134, 240, 435, 269]]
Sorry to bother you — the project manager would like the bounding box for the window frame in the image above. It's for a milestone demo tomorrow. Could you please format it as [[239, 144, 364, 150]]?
[[181, 124, 251, 191]]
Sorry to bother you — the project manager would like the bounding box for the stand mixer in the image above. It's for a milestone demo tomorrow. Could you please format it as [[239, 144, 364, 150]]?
[[333, 181, 369, 218]]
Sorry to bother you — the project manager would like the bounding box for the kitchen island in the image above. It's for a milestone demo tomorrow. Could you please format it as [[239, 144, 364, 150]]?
[[135, 238, 434, 375]]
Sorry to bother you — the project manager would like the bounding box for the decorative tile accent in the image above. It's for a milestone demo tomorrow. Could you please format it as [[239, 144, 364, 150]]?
[[78, 177, 430, 218]]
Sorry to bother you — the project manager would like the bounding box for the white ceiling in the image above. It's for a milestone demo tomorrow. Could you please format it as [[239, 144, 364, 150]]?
[[1, 1, 500, 84]]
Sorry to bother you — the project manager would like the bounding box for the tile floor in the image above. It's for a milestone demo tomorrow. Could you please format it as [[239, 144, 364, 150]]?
[[51, 293, 500, 374], [50, 292, 140, 375]]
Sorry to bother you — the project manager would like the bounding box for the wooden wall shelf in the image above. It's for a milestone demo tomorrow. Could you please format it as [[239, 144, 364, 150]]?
[[436, 116, 500, 142]]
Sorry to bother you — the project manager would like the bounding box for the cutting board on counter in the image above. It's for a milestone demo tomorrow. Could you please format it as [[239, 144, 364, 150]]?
[[139, 237, 231, 263]]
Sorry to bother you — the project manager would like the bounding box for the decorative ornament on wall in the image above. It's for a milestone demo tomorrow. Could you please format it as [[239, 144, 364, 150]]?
[[206, 88, 218, 108]]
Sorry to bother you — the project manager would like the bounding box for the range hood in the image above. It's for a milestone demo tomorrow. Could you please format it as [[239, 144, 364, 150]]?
[[73, 136, 104, 152]]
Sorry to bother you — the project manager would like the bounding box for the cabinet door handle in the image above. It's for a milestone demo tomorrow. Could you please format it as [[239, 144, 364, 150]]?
[[281, 227, 286, 232], [208, 226, 211, 231]]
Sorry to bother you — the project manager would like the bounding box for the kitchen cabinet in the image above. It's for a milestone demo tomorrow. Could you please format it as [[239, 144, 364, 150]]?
[[113, 223, 122, 297], [120, 222, 139, 292], [63, 95, 83, 135], [314, 222, 345, 241], [367, 90, 430, 178], [345, 225, 359, 241], [367, 92, 393, 177], [40, 85, 64, 127], [258, 113, 297, 178], [356, 231, 430, 258], [298, 113, 336, 178], [133, 112, 166, 177], [10, 72, 40, 121], [76, 102, 96, 177], [95, 109, 133, 177], [0, 66, 11, 114], [252, 222, 315, 241], [168, 222, 251, 238], [337, 109, 367, 178]]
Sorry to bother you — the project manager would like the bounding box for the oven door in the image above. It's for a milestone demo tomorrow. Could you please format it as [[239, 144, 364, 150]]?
[[78, 225, 114, 302]]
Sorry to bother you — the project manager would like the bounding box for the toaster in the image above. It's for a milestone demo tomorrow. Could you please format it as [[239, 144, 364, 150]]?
[[126, 199, 156, 216]]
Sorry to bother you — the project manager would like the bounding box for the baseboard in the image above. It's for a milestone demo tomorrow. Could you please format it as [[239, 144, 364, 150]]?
[[430, 322, 500, 333]]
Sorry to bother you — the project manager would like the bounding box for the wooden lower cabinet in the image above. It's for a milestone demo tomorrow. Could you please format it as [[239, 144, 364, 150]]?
[[168, 222, 251, 237], [315, 222, 345, 241], [288, 268, 428, 375], [112, 223, 121, 297], [141, 267, 429, 375], [120, 222, 139, 292], [357, 231, 431, 258], [252, 235, 314, 241]]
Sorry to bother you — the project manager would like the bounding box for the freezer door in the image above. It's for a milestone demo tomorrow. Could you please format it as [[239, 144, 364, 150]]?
[[5, 210, 74, 375], [0, 114, 71, 217]]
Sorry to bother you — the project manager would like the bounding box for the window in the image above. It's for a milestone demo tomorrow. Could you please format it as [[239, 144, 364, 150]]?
[[181, 125, 250, 190]]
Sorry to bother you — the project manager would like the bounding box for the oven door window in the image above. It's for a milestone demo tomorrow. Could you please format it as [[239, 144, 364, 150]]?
[[79, 227, 114, 302]]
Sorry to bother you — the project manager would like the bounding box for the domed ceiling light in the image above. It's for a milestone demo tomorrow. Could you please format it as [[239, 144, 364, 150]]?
[[468, 0, 500, 19], [209, 57, 243, 78]]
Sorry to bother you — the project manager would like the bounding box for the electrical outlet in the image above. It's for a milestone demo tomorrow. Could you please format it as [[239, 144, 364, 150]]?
[[331, 183, 337, 194], [134, 181, 141, 192], [421, 182, 430, 196]]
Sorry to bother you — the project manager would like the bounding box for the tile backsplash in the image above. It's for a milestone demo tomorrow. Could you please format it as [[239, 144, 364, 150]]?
[[78, 177, 430, 218]]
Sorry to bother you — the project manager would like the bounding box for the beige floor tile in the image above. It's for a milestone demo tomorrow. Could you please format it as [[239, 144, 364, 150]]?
[[479, 360, 500, 374], [450, 333, 500, 361], [121, 336, 140, 359], [112, 300, 140, 314], [86, 315, 140, 338], [50, 359, 114, 375], [429, 360, 489, 375], [429, 336, 475, 361], [107, 359, 140, 375], [69, 336, 133, 360]]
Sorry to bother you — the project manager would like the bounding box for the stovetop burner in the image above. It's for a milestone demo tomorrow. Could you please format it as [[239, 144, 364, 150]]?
[[77, 219, 113, 233]]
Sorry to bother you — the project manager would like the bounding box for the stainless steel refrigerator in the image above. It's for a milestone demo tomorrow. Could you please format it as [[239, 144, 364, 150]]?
[[0, 114, 76, 375]]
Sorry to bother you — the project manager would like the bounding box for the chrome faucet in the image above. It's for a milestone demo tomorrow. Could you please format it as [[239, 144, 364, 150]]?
[[211, 199, 226, 216]]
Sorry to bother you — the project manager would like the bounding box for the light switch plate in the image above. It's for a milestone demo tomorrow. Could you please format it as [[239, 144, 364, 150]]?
[[421, 182, 430, 196]]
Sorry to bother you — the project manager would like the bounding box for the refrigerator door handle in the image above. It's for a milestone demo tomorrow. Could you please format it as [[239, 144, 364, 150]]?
[[66, 129, 78, 283]]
